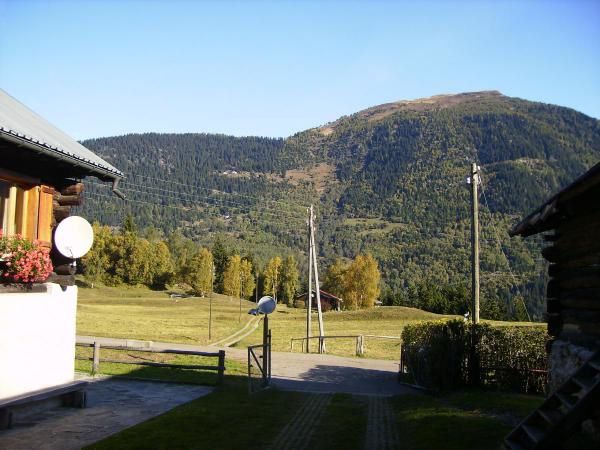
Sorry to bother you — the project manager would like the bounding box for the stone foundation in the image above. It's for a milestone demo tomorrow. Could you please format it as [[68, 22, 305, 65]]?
[[548, 339, 594, 391]]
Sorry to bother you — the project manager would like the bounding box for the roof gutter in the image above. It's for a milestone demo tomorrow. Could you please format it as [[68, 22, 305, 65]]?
[[0, 128, 124, 181]]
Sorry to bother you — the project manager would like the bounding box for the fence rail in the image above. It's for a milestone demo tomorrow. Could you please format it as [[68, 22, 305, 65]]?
[[290, 334, 401, 356], [75, 340, 226, 384]]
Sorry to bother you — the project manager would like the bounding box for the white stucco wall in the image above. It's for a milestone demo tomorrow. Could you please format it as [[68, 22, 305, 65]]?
[[0, 283, 77, 400]]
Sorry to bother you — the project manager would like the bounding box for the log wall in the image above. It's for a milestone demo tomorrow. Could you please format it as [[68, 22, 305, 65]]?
[[545, 194, 600, 348]]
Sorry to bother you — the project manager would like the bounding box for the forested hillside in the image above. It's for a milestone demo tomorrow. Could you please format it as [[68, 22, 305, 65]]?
[[78, 91, 600, 321]]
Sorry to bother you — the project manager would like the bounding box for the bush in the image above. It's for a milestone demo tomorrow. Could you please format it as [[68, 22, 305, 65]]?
[[400, 320, 548, 393]]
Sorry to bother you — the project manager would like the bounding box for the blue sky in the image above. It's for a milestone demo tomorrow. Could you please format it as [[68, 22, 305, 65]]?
[[1, 0, 598, 139]]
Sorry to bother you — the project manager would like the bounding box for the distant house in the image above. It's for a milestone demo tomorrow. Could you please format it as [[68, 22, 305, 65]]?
[[0, 89, 123, 419], [296, 289, 343, 312]]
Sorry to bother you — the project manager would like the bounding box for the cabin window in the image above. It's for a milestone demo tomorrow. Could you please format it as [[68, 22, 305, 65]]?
[[0, 177, 52, 244]]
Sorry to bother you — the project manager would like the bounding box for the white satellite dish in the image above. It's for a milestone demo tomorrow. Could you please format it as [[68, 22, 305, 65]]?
[[256, 296, 277, 315], [54, 216, 94, 259]]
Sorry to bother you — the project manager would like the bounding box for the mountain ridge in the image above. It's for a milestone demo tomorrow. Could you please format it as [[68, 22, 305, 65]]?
[[79, 91, 600, 320]]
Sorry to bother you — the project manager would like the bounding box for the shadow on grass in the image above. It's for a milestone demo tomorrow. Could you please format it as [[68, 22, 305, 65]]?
[[84, 375, 306, 450]]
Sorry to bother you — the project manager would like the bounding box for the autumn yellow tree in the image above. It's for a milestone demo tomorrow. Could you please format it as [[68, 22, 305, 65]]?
[[343, 254, 381, 309], [188, 247, 213, 297], [263, 256, 282, 301], [280, 255, 299, 306], [240, 258, 255, 299], [223, 254, 242, 298]]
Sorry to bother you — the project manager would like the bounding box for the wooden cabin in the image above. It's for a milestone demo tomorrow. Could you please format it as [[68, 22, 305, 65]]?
[[510, 162, 600, 389], [296, 289, 343, 312], [0, 89, 123, 414], [0, 89, 123, 267]]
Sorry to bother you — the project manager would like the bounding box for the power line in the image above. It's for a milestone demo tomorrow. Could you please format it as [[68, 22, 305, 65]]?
[[478, 168, 532, 322], [87, 179, 307, 221], [126, 173, 308, 214], [84, 191, 306, 230], [86, 181, 307, 222]]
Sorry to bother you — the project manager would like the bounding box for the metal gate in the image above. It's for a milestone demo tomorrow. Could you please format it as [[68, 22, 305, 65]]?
[[247, 330, 271, 393]]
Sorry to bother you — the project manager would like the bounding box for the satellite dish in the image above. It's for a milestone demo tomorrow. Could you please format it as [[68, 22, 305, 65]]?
[[54, 216, 94, 259], [257, 296, 276, 314]]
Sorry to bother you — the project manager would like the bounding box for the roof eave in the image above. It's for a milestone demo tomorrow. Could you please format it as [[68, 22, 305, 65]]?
[[0, 129, 124, 181], [510, 162, 600, 237]]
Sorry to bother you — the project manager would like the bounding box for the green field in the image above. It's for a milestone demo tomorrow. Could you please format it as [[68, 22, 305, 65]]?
[[77, 284, 461, 360]]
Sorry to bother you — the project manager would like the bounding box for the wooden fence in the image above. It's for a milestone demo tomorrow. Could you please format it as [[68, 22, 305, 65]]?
[[75, 340, 226, 384], [290, 334, 401, 356]]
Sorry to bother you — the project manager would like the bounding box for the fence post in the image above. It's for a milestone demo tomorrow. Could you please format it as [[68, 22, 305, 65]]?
[[247, 348, 252, 394], [360, 335, 365, 356], [217, 350, 225, 385], [92, 342, 100, 375]]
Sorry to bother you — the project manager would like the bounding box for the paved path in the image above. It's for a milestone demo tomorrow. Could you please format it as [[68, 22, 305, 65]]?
[[268, 394, 332, 450], [364, 396, 400, 450], [0, 376, 212, 450]]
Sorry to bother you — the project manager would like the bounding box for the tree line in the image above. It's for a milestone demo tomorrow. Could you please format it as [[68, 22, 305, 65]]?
[[82, 216, 388, 311]]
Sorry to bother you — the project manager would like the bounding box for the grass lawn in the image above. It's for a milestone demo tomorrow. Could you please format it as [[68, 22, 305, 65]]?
[[78, 284, 258, 345], [85, 385, 552, 450], [77, 284, 541, 360]]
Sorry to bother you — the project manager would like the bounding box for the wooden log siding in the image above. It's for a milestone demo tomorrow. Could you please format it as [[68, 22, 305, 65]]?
[[544, 205, 600, 346], [51, 182, 84, 226]]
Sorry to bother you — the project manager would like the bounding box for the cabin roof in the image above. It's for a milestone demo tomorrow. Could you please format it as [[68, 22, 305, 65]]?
[[510, 162, 600, 237], [0, 89, 123, 180], [296, 289, 343, 302]]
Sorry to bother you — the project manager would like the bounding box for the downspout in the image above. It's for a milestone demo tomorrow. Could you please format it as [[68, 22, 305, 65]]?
[[112, 178, 126, 200]]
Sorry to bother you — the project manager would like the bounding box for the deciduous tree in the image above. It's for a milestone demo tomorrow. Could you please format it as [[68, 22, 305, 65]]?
[[263, 256, 282, 300], [188, 248, 213, 296]]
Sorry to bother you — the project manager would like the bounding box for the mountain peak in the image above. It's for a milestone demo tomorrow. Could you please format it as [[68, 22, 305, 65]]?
[[319, 90, 505, 134]]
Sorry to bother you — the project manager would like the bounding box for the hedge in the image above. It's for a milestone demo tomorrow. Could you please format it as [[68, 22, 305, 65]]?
[[400, 320, 548, 393]]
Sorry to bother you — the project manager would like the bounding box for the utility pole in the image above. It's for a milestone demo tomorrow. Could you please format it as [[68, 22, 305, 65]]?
[[469, 162, 480, 324], [306, 206, 313, 353], [239, 270, 243, 323], [307, 205, 326, 353]]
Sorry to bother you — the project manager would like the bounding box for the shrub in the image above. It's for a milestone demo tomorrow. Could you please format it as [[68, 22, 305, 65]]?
[[0, 233, 53, 283], [400, 320, 548, 393]]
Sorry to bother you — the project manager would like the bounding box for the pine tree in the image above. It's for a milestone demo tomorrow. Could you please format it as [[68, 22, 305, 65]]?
[[322, 258, 348, 299], [212, 236, 229, 293]]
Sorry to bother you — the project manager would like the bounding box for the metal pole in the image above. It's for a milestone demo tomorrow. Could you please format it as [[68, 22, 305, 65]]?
[[209, 263, 214, 341], [263, 315, 269, 386], [471, 162, 480, 324]]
